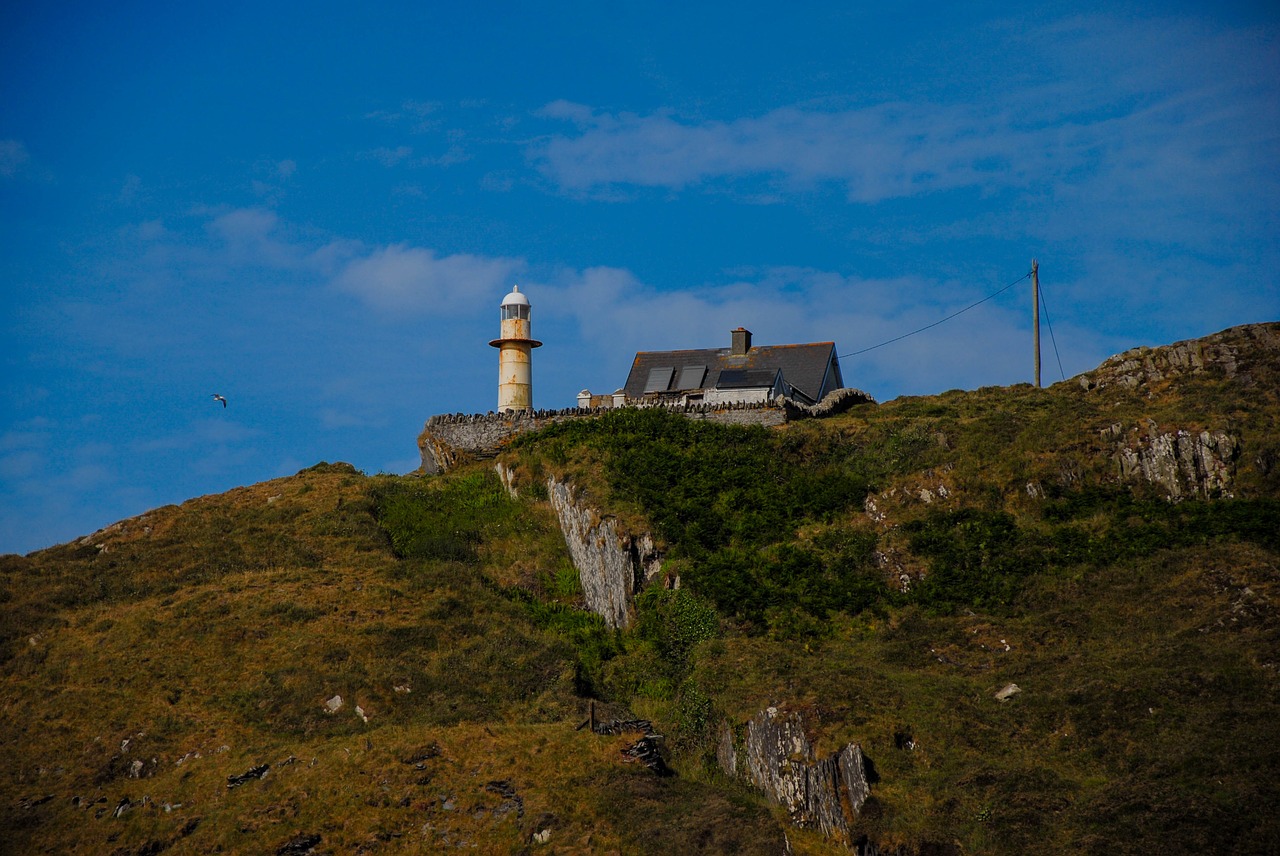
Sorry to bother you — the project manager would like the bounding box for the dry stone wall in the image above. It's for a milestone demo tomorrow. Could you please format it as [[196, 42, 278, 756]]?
[[418, 401, 803, 475], [782, 387, 876, 419]]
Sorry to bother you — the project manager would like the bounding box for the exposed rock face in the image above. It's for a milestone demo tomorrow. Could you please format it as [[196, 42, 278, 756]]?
[[1078, 322, 1278, 393], [721, 706, 870, 846], [1108, 421, 1239, 499], [494, 462, 518, 498], [546, 479, 662, 629]]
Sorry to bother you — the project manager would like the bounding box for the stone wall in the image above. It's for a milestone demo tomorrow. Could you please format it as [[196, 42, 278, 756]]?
[[782, 387, 877, 419], [417, 402, 794, 474]]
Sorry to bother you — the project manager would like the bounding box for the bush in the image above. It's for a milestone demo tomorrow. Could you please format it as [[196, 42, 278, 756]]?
[[372, 471, 519, 562], [904, 509, 1036, 610], [904, 495, 1280, 612], [634, 587, 720, 667]]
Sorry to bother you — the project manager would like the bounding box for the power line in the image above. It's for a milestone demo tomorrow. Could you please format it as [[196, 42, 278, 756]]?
[[839, 270, 1033, 359]]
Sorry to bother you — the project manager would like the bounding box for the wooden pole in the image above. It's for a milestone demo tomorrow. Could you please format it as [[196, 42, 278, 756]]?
[[1031, 259, 1041, 388]]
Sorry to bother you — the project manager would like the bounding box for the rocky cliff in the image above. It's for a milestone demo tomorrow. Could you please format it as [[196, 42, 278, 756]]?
[[546, 478, 663, 629], [1074, 323, 1279, 498], [1106, 422, 1239, 499], [719, 706, 871, 848], [1078, 322, 1278, 393]]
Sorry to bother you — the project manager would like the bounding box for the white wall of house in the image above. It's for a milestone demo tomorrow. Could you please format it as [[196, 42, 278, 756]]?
[[705, 387, 775, 406]]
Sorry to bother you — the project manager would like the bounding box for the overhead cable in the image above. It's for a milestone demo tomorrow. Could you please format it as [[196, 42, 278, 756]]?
[[1037, 276, 1067, 381], [840, 270, 1033, 359]]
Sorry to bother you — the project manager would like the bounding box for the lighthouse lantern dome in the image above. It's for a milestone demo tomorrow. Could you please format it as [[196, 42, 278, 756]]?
[[500, 285, 530, 320]]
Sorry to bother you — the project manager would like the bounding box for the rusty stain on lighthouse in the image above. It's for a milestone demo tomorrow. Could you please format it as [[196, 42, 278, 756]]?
[[488, 285, 542, 412]]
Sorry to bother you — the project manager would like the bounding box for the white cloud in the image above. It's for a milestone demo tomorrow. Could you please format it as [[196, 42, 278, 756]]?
[[87, 206, 1116, 403], [207, 207, 279, 243], [200, 207, 319, 270], [135, 219, 167, 241], [0, 449, 43, 480], [526, 262, 1087, 400], [365, 100, 443, 133], [134, 419, 262, 454], [332, 244, 523, 314], [421, 145, 470, 166], [318, 407, 376, 429]]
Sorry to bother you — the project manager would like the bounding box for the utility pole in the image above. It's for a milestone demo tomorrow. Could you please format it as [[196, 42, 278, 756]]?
[[1031, 259, 1041, 388]]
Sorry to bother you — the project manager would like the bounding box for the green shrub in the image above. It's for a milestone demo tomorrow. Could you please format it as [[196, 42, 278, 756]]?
[[904, 496, 1280, 612], [497, 584, 623, 697], [372, 471, 519, 562], [905, 509, 1035, 610], [634, 587, 720, 667]]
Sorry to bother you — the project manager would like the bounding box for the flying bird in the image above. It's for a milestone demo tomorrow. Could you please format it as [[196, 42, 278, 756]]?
[[212, 394, 227, 408]]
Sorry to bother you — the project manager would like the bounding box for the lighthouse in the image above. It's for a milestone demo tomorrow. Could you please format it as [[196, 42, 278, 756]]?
[[488, 285, 542, 412]]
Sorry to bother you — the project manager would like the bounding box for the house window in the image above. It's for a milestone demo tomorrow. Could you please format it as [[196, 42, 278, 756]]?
[[676, 365, 707, 390], [644, 367, 675, 393]]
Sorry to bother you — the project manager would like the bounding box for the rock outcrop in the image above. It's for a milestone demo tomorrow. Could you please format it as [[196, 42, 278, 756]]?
[[1077, 322, 1278, 393], [720, 706, 870, 846], [546, 479, 662, 629], [1104, 421, 1240, 499]]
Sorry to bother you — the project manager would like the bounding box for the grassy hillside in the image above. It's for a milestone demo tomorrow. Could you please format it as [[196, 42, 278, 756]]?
[[3, 324, 1278, 854]]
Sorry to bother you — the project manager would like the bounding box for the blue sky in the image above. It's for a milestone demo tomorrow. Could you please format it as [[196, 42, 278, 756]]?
[[2, 1, 1277, 554]]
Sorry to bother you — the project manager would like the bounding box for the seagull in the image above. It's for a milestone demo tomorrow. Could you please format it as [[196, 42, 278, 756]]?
[[212, 394, 227, 408]]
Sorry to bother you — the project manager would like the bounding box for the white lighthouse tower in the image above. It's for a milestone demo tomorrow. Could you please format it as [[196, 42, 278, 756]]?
[[488, 285, 542, 412]]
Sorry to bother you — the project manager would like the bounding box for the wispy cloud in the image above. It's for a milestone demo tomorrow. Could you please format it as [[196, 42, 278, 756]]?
[[365, 99, 444, 134], [533, 100, 1029, 202], [89, 205, 1069, 396], [530, 16, 1280, 231], [525, 263, 1087, 400], [361, 145, 414, 167], [0, 139, 30, 177], [134, 418, 262, 454]]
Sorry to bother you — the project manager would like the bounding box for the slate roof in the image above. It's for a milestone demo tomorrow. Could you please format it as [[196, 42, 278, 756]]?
[[622, 341, 844, 404]]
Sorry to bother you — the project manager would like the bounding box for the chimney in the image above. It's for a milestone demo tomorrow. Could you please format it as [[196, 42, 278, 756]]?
[[731, 327, 752, 355]]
